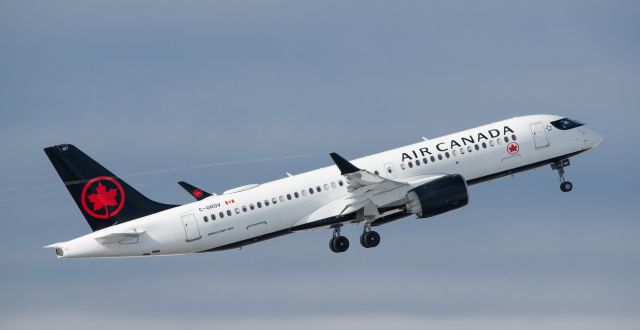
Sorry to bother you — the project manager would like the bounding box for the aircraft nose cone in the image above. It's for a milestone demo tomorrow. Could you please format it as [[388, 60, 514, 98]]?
[[586, 128, 604, 149]]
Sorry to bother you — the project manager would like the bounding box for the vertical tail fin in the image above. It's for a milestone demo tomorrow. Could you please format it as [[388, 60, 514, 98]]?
[[44, 144, 177, 232]]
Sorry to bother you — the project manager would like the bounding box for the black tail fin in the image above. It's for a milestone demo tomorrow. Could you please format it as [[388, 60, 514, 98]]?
[[44, 144, 177, 232]]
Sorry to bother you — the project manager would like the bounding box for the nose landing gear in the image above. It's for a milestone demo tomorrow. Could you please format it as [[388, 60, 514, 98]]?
[[552, 159, 573, 192]]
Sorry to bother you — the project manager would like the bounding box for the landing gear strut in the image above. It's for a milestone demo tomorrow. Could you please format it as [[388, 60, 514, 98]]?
[[329, 225, 349, 253], [552, 159, 573, 192], [360, 223, 381, 248]]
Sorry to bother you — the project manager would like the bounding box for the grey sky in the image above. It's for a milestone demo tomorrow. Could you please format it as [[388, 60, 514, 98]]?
[[1, 1, 639, 329]]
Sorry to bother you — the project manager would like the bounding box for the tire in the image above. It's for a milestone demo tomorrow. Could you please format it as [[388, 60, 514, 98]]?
[[329, 237, 338, 253], [333, 236, 349, 253], [560, 181, 573, 192], [363, 231, 380, 248]]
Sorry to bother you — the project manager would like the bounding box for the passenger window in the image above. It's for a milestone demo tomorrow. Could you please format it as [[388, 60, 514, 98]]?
[[272, 197, 277, 205], [316, 186, 321, 192], [211, 214, 216, 220], [242, 206, 247, 212], [408, 162, 413, 168], [497, 138, 503, 145], [294, 192, 300, 198], [338, 180, 344, 186], [482, 142, 487, 149], [257, 202, 262, 208], [250, 204, 255, 210], [264, 200, 270, 206], [235, 207, 240, 214], [467, 146, 473, 152], [324, 184, 329, 190], [423, 157, 428, 164], [504, 136, 509, 143], [512, 134, 517, 141], [219, 212, 224, 218], [430, 156, 436, 162], [331, 182, 337, 188], [415, 159, 420, 166], [302, 190, 308, 196], [490, 140, 495, 147], [452, 150, 458, 157], [227, 210, 232, 216], [309, 188, 314, 195], [280, 195, 286, 202], [460, 148, 465, 154], [203, 216, 208, 222], [475, 144, 480, 151], [287, 194, 292, 200], [400, 163, 406, 170], [438, 154, 443, 160]]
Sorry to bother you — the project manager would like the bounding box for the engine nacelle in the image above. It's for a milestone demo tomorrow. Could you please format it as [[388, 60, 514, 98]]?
[[405, 174, 469, 218]]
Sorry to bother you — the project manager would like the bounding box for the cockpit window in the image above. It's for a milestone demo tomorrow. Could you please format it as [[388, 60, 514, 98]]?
[[551, 118, 584, 130]]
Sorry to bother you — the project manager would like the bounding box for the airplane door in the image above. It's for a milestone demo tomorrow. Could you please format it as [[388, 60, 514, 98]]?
[[530, 123, 550, 148], [180, 214, 202, 242], [383, 163, 396, 179]]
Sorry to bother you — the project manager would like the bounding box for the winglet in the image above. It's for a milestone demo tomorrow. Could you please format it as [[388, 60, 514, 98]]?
[[178, 181, 212, 201], [330, 152, 360, 175]]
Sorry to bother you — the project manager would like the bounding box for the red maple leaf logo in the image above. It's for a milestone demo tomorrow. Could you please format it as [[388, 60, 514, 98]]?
[[193, 189, 203, 198], [87, 182, 118, 211], [507, 142, 519, 154]]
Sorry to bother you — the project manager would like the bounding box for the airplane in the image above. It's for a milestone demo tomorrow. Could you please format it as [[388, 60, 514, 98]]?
[[44, 114, 603, 258]]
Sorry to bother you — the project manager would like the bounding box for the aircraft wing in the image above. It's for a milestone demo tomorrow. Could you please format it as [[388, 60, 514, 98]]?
[[293, 153, 444, 229], [329, 152, 410, 215], [330, 152, 408, 193], [178, 181, 212, 200]]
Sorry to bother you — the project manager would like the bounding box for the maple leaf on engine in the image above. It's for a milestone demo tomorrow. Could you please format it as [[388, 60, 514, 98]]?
[[87, 182, 118, 211]]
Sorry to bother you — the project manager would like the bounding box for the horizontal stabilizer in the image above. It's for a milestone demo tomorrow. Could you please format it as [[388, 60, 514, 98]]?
[[178, 181, 212, 201], [95, 229, 146, 244], [43, 243, 64, 249]]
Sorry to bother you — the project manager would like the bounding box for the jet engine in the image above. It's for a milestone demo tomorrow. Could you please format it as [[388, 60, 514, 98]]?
[[405, 174, 469, 218]]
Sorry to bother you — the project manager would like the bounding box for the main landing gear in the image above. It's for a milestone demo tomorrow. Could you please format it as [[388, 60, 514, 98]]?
[[329, 225, 349, 253], [552, 159, 573, 192], [360, 222, 380, 249], [329, 223, 382, 253]]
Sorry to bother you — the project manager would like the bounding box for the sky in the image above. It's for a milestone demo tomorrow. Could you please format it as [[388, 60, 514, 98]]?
[[1, 1, 639, 329]]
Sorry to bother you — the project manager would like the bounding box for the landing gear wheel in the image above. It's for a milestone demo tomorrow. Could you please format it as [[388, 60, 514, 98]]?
[[552, 159, 573, 193], [560, 181, 573, 192], [360, 231, 380, 248], [331, 236, 349, 253], [329, 225, 349, 253], [329, 238, 338, 253]]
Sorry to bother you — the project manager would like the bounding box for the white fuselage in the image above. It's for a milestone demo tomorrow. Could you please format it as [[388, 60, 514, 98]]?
[[53, 114, 603, 258]]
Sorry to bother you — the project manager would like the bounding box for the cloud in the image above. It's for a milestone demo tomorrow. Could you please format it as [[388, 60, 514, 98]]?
[[2, 314, 639, 330]]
